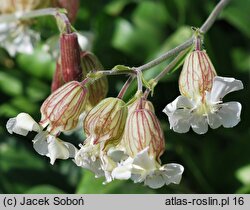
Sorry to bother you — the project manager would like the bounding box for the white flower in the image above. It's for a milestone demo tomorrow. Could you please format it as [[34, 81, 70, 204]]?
[[74, 142, 104, 178], [112, 147, 184, 189], [163, 76, 243, 134], [0, 22, 40, 56], [33, 132, 77, 165], [6, 112, 40, 136]]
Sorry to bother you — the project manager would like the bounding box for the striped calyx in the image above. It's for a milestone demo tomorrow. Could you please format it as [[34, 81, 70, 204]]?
[[84, 97, 127, 147], [60, 33, 82, 82], [40, 81, 88, 135], [128, 98, 155, 114], [81, 51, 108, 108], [179, 50, 217, 101], [124, 107, 165, 162]]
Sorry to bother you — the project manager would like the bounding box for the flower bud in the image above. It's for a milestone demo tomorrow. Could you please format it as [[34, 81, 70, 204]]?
[[51, 60, 65, 92], [179, 50, 217, 101], [60, 33, 82, 82], [81, 51, 108, 107], [52, 0, 80, 23], [40, 81, 88, 134], [128, 98, 155, 114], [84, 97, 128, 146], [123, 107, 165, 162]]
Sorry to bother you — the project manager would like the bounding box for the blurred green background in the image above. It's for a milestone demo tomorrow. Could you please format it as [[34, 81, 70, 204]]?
[[0, 0, 250, 194]]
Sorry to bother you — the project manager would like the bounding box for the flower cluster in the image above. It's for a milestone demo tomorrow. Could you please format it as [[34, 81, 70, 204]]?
[[163, 49, 243, 134], [4, 7, 244, 190], [75, 97, 184, 188]]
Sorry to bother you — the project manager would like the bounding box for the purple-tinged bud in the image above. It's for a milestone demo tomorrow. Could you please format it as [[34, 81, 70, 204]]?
[[123, 103, 165, 162], [84, 97, 127, 146], [179, 50, 217, 101], [51, 60, 65, 92], [40, 81, 88, 135], [81, 51, 108, 107], [60, 33, 82, 82]]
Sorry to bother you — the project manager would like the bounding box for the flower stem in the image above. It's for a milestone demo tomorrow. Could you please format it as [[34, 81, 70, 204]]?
[[0, 8, 58, 23], [135, 0, 231, 72], [117, 76, 134, 99], [154, 48, 191, 84], [136, 69, 143, 93], [0, 7, 72, 34]]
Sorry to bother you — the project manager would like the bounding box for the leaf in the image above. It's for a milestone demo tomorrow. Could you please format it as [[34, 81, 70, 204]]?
[[25, 185, 65, 194], [236, 165, 250, 185], [221, 0, 250, 38], [76, 170, 155, 194], [105, 0, 133, 16], [76, 170, 123, 194], [231, 48, 250, 72], [112, 64, 131, 71], [16, 48, 55, 80], [0, 72, 23, 96]]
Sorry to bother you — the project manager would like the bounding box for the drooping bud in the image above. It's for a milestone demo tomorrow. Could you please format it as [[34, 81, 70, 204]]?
[[179, 50, 217, 101], [40, 81, 88, 135], [84, 97, 127, 146], [81, 51, 108, 107], [52, 0, 80, 23], [60, 33, 82, 82], [51, 59, 65, 92], [123, 101, 165, 162]]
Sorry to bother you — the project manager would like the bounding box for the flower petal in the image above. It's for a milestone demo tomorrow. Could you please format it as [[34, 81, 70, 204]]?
[[207, 112, 222, 129], [74, 147, 104, 178], [32, 131, 49, 156], [161, 163, 184, 185], [209, 76, 243, 102], [133, 147, 156, 172], [163, 96, 194, 133], [144, 172, 166, 189], [47, 135, 71, 165], [6, 113, 40, 136], [111, 157, 133, 180], [218, 102, 242, 128], [190, 114, 208, 134]]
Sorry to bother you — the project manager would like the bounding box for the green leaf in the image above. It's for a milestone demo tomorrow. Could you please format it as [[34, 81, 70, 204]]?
[[112, 64, 131, 71], [0, 72, 23, 96], [25, 185, 65, 194], [76, 170, 155, 194], [236, 165, 250, 185], [221, 0, 250, 38], [76, 170, 123, 194], [231, 48, 250, 72], [16, 48, 55, 80]]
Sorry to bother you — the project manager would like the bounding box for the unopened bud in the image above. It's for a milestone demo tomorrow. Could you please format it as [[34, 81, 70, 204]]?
[[60, 32, 82, 82], [81, 51, 108, 107], [179, 50, 217, 100], [40, 81, 88, 134], [124, 105, 165, 161], [84, 97, 127, 146]]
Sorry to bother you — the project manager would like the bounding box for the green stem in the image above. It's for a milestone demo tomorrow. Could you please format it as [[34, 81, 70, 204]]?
[[136, 0, 231, 72], [117, 76, 134, 99], [0, 8, 58, 23]]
